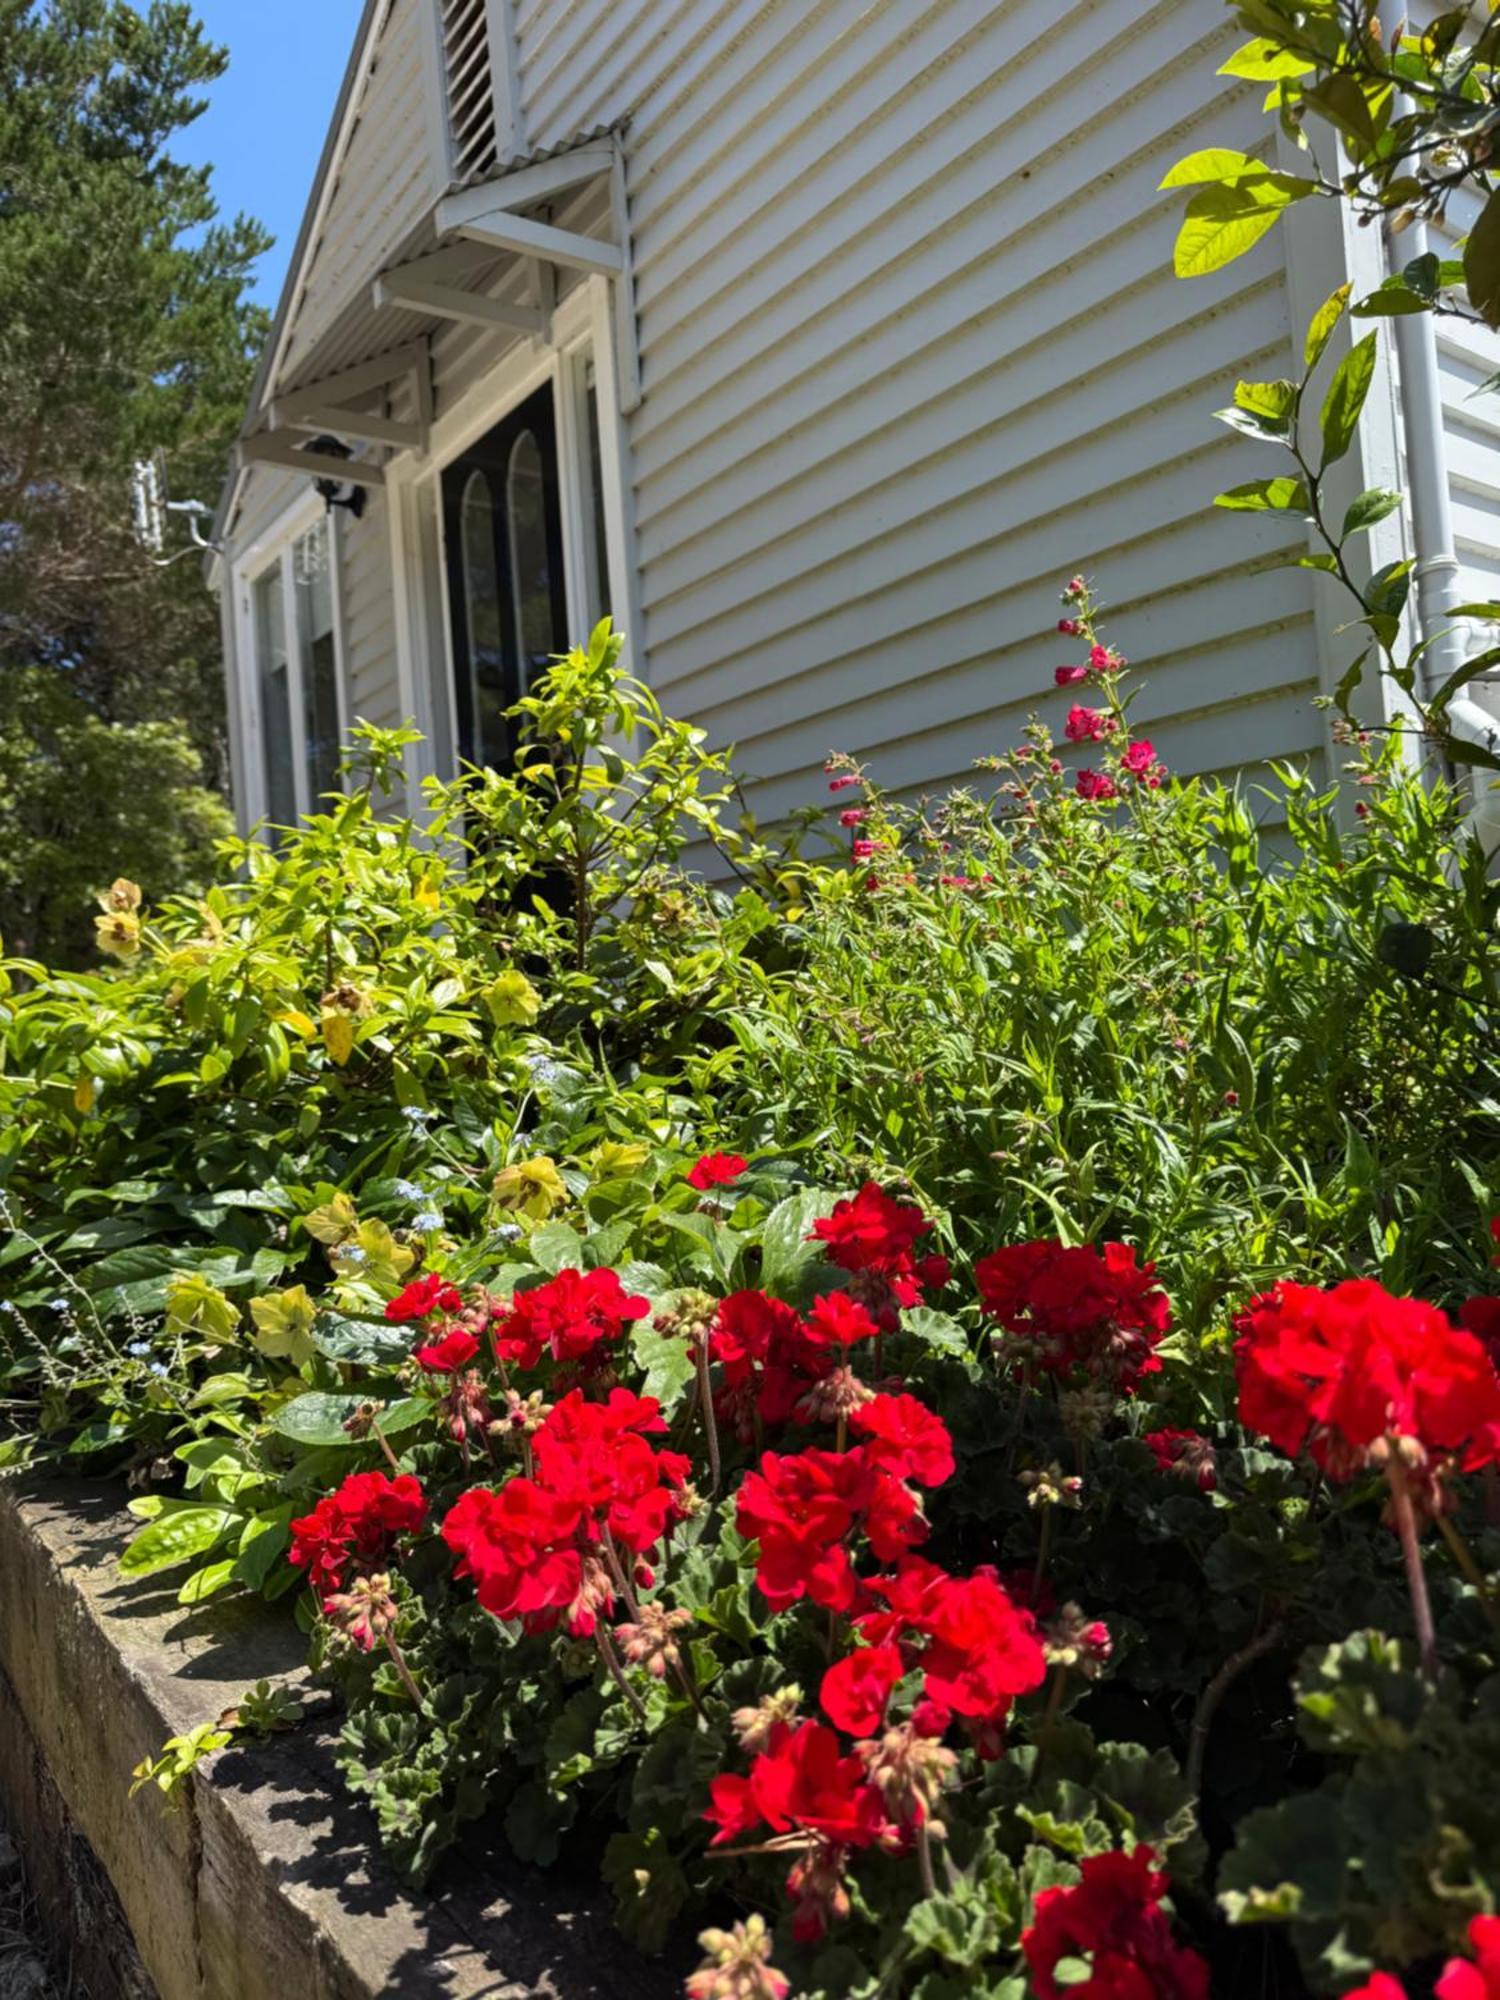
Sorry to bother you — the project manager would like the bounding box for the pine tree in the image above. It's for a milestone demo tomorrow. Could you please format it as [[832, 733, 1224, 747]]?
[[0, 0, 270, 963]]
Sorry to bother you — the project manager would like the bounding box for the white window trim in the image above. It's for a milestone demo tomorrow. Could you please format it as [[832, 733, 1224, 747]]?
[[386, 273, 644, 816], [231, 489, 350, 835]]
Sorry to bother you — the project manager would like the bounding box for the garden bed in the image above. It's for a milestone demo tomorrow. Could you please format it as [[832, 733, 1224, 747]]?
[[0, 1479, 673, 2000]]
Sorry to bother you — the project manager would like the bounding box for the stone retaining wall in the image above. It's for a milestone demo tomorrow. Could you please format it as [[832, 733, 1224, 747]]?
[[0, 1482, 673, 2000]]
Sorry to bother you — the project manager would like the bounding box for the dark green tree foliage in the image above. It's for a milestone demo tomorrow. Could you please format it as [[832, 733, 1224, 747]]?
[[0, 0, 269, 962]]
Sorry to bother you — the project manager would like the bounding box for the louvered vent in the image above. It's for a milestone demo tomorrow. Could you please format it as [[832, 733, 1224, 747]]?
[[442, 0, 498, 180]]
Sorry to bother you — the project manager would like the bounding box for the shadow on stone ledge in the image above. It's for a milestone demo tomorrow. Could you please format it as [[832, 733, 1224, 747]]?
[[0, 1479, 682, 2000]]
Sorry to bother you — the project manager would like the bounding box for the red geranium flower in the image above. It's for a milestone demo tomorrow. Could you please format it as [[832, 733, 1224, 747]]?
[[977, 1240, 1170, 1394], [1437, 1915, 1500, 2000], [385, 1272, 463, 1322], [710, 1289, 832, 1437], [705, 1720, 893, 1851], [1346, 1979, 1409, 2000], [413, 1326, 480, 1373], [442, 1389, 689, 1635], [804, 1291, 881, 1351], [1234, 1279, 1500, 1478], [290, 1470, 427, 1596], [820, 1643, 904, 1736], [490, 1267, 650, 1370], [1021, 1845, 1210, 2000], [688, 1152, 748, 1191], [735, 1448, 873, 1612], [856, 1557, 1046, 1753], [850, 1393, 955, 1487], [810, 1183, 931, 1277], [1144, 1427, 1218, 1493]]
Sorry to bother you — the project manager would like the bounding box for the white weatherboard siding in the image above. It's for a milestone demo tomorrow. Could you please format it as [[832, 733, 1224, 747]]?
[[279, 0, 441, 384], [514, 0, 1328, 827], [222, 0, 1375, 839]]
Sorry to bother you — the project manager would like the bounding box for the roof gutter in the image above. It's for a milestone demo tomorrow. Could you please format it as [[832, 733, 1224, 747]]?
[[1376, 0, 1500, 850]]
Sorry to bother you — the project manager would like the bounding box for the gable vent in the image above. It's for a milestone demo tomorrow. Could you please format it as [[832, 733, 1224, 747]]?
[[442, 0, 499, 180]]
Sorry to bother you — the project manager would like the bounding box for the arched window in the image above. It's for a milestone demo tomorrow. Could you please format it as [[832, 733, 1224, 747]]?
[[506, 429, 554, 689], [460, 470, 508, 768]]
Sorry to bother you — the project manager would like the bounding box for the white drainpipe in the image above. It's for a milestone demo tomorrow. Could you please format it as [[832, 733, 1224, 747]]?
[[1376, 0, 1500, 851]]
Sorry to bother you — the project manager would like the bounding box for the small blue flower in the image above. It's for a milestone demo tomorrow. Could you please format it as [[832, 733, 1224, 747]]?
[[401, 1106, 432, 1126], [0, 1300, 18, 1316], [149, 1362, 169, 1378], [340, 1246, 369, 1267], [48, 1296, 69, 1312], [127, 1341, 151, 1358], [494, 1223, 522, 1244], [411, 1211, 443, 1233], [526, 1055, 561, 1086], [392, 1178, 425, 1203]]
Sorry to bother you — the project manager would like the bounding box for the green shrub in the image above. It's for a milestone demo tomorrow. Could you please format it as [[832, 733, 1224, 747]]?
[[713, 586, 1500, 1337]]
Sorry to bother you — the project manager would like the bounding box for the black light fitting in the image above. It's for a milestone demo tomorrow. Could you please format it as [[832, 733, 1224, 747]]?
[[305, 433, 368, 520]]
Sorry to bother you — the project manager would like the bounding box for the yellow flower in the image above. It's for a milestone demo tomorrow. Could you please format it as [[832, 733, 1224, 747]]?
[[321, 1010, 356, 1066], [492, 1155, 568, 1222], [249, 1285, 318, 1367], [303, 1192, 358, 1246], [164, 1274, 237, 1344], [483, 969, 542, 1027], [590, 1140, 649, 1179], [98, 878, 143, 914], [94, 911, 141, 959], [329, 1219, 414, 1291]]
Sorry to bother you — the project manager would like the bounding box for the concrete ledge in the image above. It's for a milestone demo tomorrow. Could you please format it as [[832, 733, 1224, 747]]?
[[0, 1481, 675, 2000]]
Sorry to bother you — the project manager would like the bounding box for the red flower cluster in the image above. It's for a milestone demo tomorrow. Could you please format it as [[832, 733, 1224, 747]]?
[[820, 1642, 905, 1736], [1065, 704, 1115, 744], [490, 1267, 650, 1371], [1075, 769, 1119, 802], [385, 1272, 463, 1322], [710, 1288, 835, 1437], [809, 1183, 946, 1323], [1021, 1845, 1210, 2000], [856, 1557, 1047, 1754], [441, 1389, 689, 1633], [414, 1326, 480, 1373], [290, 1470, 427, 1596], [850, 1392, 955, 1485], [1144, 1427, 1218, 1493], [735, 1445, 932, 1612], [688, 1152, 747, 1191], [1234, 1279, 1500, 1479], [706, 1719, 892, 1853], [977, 1240, 1171, 1393]]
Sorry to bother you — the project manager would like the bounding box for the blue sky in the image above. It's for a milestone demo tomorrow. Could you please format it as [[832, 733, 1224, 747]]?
[[175, 1, 366, 310]]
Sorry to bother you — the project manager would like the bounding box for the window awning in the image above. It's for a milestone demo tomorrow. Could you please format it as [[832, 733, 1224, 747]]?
[[231, 128, 635, 503]]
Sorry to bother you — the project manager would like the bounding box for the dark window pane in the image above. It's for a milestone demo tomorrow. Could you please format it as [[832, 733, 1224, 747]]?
[[295, 522, 341, 802], [460, 470, 510, 769], [584, 357, 611, 625], [254, 568, 296, 834], [507, 429, 554, 684]]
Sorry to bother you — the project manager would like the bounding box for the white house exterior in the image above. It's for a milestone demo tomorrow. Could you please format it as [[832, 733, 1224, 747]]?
[[211, 0, 1500, 842]]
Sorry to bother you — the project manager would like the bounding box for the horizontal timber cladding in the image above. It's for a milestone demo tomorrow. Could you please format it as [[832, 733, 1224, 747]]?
[[508, 0, 1331, 828], [280, 0, 440, 386]]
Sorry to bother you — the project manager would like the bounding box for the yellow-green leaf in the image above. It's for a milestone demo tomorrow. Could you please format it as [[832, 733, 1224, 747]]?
[[1159, 148, 1263, 190], [1219, 36, 1317, 80], [1174, 182, 1308, 279], [1305, 283, 1352, 369]]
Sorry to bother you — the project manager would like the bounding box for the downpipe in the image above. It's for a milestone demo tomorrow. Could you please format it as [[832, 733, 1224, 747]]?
[[1376, 0, 1500, 854]]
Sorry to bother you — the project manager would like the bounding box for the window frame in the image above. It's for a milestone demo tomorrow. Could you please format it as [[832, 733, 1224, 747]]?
[[231, 491, 350, 834], [387, 274, 640, 800]]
